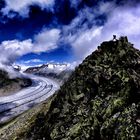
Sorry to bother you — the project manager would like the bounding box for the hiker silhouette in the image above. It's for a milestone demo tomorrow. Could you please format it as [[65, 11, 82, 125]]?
[[113, 35, 117, 41]]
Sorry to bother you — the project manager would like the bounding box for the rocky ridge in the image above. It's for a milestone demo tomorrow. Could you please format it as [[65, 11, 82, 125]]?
[[5, 36, 140, 139]]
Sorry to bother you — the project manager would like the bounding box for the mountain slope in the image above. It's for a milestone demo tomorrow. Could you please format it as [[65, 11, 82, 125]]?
[[25, 64, 72, 84], [0, 69, 32, 96], [14, 37, 140, 139]]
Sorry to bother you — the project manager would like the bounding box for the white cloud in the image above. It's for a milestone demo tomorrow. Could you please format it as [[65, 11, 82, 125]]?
[[102, 6, 140, 47], [2, 0, 54, 17], [66, 61, 81, 70], [62, 1, 115, 36], [0, 28, 60, 66], [70, 0, 82, 8], [0, 39, 33, 65], [67, 3, 140, 61], [1, 1, 140, 73], [18, 64, 31, 71], [16, 63, 42, 71], [0, 63, 24, 78], [34, 29, 60, 52], [23, 59, 45, 64], [71, 27, 103, 59]]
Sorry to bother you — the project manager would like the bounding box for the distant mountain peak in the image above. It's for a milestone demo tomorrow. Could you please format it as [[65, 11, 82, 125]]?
[[25, 63, 68, 74]]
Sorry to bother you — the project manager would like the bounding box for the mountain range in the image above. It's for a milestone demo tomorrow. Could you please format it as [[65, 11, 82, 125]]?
[[25, 63, 72, 84]]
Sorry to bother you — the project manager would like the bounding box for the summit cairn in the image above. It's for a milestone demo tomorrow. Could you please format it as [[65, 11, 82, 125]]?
[[119, 36, 128, 43]]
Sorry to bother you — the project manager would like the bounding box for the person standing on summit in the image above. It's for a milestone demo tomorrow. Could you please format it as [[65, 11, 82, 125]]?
[[113, 35, 117, 41]]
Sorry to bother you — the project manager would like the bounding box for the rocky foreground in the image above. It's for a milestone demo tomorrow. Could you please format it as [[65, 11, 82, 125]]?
[[2, 36, 140, 139]]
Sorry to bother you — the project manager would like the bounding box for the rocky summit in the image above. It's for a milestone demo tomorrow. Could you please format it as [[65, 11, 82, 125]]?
[[16, 37, 140, 139]]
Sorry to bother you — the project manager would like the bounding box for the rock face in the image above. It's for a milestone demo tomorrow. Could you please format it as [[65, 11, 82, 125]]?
[[20, 37, 140, 139]]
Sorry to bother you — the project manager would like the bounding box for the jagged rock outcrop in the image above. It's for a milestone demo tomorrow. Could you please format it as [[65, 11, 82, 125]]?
[[17, 37, 140, 139]]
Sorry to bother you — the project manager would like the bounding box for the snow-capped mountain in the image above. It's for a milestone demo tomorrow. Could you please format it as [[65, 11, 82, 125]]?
[[24, 63, 72, 84], [41, 63, 68, 73], [25, 63, 68, 74]]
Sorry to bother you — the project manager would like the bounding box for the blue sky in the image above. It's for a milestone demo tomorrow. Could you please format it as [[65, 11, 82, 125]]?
[[0, 0, 140, 69]]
